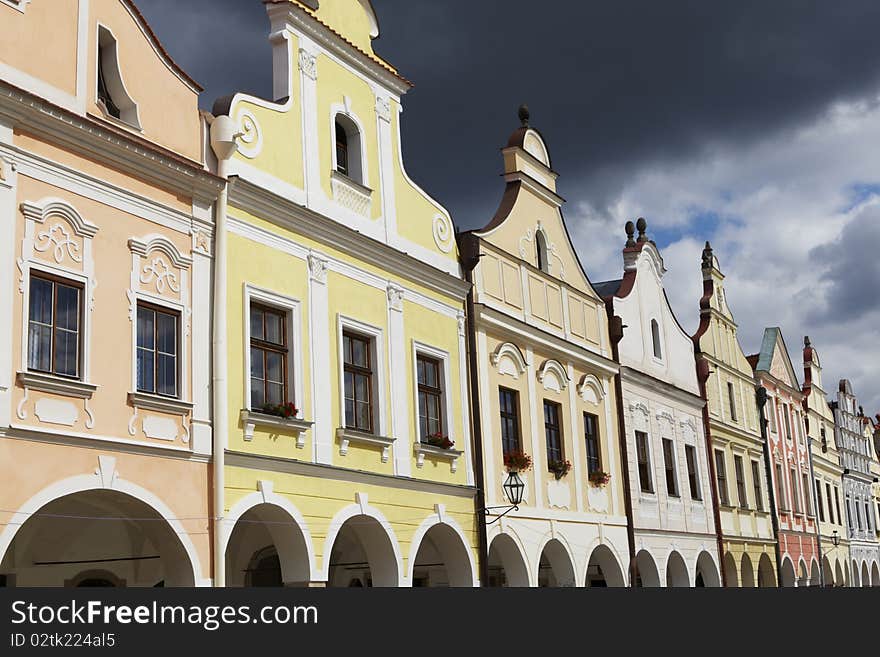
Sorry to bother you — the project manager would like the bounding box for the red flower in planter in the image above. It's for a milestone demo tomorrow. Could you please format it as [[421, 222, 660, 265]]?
[[503, 450, 533, 472], [261, 401, 299, 419], [425, 433, 454, 449]]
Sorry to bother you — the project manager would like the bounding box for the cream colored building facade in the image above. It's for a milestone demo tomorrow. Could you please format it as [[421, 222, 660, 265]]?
[[801, 337, 849, 585], [209, 0, 479, 587], [460, 109, 629, 587], [692, 243, 777, 586], [0, 0, 220, 586]]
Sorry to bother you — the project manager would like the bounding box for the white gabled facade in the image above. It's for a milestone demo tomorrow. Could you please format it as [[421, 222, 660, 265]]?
[[598, 219, 720, 587]]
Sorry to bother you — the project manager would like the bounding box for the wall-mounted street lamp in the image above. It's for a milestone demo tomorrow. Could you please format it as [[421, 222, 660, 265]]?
[[482, 471, 525, 524], [831, 530, 840, 547]]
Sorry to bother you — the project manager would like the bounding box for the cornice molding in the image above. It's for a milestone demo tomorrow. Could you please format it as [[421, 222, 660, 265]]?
[[0, 82, 223, 203], [228, 175, 470, 301]]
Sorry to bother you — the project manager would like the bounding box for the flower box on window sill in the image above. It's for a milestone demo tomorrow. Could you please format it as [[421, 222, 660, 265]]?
[[17, 371, 97, 399], [414, 441, 463, 472], [241, 409, 313, 447], [588, 470, 611, 487], [129, 392, 193, 416], [548, 459, 572, 481], [336, 427, 395, 462]]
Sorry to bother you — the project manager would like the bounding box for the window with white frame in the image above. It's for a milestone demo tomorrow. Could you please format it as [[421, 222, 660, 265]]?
[[333, 114, 363, 183], [415, 349, 448, 442], [636, 431, 653, 493], [136, 302, 179, 398], [651, 319, 662, 360], [662, 438, 678, 497], [536, 230, 550, 274], [715, 449, 730, 506], [751, 460, 764, 511], [244, 287, 301, 415], [338, 317, 384, 436], [685, 444, 701, 500]]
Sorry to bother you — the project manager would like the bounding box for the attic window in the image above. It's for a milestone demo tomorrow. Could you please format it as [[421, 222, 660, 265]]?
[[651, 319, 662, 359], [334, 114, 362, 183], [96, 26, 140, 129], [536, 230, 550, 273]]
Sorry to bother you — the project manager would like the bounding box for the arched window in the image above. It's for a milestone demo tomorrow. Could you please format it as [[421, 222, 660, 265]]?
[[333, 114, 363, 183], [96, 26, 139, 128], [536, 230, 549, 273], [651, 319, 662, 359]]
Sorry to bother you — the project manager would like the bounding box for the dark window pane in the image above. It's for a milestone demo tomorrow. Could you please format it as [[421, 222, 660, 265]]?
[[29, 277, 53, 325], [344, 398, 355, 426], [250, 307, 264, 342], [54, 328, 78, 377], [267, 382, 284, 406], [28, 323, 52, 372], [137, 347, 154, 393], [250, 380, 265, 408], [265, 312, 282, 345], [55, 284, 79, 331], [157, 312, 177, 355], [250, 347, 264, 379], [266, 351, 284, 385], [137, 307, 155, 350], [157, 354, 176, 396], [356, 401, 371, 431]]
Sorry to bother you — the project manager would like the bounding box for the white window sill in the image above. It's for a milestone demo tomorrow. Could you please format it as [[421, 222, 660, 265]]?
[[413, 441, 463, 472], [17, 371, 97, 399], [129, 391, 193, 415], [241, 409, 313, 448], [336, 427, 395, 463]]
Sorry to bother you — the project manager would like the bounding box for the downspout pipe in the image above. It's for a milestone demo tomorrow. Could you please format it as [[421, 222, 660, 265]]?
[[756, 386, 784, 588], [208, 114, 240, 587], [603, 299, 636, 586], [695, 356, 728, 587], [459, 233, 489, 587]]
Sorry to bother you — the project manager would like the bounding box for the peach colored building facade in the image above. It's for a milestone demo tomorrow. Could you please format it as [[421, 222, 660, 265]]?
[[0, 0, 221, 586]]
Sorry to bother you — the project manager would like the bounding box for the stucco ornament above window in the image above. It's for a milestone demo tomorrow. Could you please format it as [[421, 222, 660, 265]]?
[[491, 342, 528, 379]]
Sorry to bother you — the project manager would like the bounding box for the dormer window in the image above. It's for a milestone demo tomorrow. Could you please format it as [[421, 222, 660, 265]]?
[[536, 230, 550, 273], [96, 26, 140, 129], [651, 319, 662, 359], [333, 114, 362, 183]]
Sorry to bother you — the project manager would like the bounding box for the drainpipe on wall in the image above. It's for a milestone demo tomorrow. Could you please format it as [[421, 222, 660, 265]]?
[[756, 386, 784, 588], [459, 234, 489, 587], [208, 114, 240, 587], [695, 356, 727, 587], [603, 300, 636, 586]]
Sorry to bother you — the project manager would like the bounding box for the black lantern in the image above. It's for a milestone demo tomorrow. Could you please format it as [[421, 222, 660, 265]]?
[[502, 470, 525, 506], [831, 530, 840, 547]]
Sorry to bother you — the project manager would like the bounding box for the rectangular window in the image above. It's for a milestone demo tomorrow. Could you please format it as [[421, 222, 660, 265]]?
[[790, 468, 800, 513], [27, 273, 82, 378], [249, 304, 287, 409], [734, 455, 748, 509], [343, 330, 373, 433], [136, 303, 179, 398], [802, 473, 812, 516], [826, 483, 834, 524], [685, 445, 701, 500], [834, 487, 842, 526], [775, 464, 786, 510], [583, 412, 601, 475], [499, 387, 521, 455], [783, 404, 792, 440], [751, 460, 764, 511], [636, 431, 653, 493], [715, 449, 729, 506], [662, 438, 679, 497], [816, 479, 825, 522], [727, 382, 737, 421], [543, 400, 563, 467], [767, 398, 777, 433], [416, 354, 443, 440]]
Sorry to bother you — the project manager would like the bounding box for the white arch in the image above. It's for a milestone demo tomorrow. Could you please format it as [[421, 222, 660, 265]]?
[[20, 197, 98, 238], [578, 374, 605, 404], [128, 234, 192, 268], [635, 549, 661, 587], [695, 550, 721, 587], [666, 550, 690, 587], [537, 359, 568, 392], [535, 533, 578, 587], [223, 490, 318, 582], [406, 513, 478, 587], [487, 527, 532, 587], [797, 557, 809, 587], [585, 540, 627, 587], [780, 555, 796, 587], [0, 472, 204, 585], [809, 558, 821, 587], [320, 502, 403, 585], [330, 103, 369, 187], [491, 342, 528, 379]]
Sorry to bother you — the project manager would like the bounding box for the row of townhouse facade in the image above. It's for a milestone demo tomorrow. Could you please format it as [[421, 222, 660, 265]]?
[[1, 0, 878, 588]]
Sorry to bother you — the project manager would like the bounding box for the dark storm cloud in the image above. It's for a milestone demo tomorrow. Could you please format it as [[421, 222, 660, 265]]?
[[808, 205, 880, 324], [135, 0, 880, 227]]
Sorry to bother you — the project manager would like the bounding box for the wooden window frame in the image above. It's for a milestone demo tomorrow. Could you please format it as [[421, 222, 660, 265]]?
[[636, 431, 653, 494], [734, 454, 748, 509], [662, 438, 679, 497], [499, 387, 522, 455], [136, 300, 181, 398], [543, 400, 564, 468], [685, 444, 701, 500], [416, 353, 443, 440], [715, 449, 730, 506], [249, 302, 289, 409], [335, 121, 349, 177], [751, 460, 764, 511], [343, 330, 374, 434], [27, 271, 84, 380], [583, 412, 601, 475]]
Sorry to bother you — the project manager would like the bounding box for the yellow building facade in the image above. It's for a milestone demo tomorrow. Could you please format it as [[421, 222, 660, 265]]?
[[692, 244, 778, 586], [209, 0, 478, 586]]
